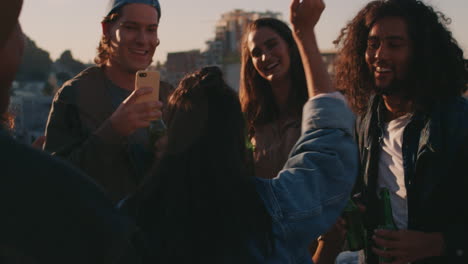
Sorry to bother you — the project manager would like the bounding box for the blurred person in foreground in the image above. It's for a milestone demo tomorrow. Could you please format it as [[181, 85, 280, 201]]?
[[0, 0, 144, 263], [334, 0, 468, 263], [120, 0, 358, 263], [240, 16, 345, 263], [43, 0, 172, 203]]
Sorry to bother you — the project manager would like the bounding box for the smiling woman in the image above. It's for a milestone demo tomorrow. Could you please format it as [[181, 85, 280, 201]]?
[[239, 17, 345, 264], [247, 26, 291, 82], [239, 17, 307, 180]]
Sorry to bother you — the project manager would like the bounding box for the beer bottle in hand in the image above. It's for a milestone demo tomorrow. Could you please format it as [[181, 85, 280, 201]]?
[[377, 187, 397, 263], [343, 199, 366, 251]]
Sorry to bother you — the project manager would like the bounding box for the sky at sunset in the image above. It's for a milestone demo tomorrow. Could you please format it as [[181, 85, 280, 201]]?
[[19, 0, 468, 64]]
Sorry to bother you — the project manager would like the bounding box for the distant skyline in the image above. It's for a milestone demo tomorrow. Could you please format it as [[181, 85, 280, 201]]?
[[19, 0, 468, 64]]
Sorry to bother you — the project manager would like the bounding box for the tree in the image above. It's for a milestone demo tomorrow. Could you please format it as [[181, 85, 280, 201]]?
[[15, 35, 53, 82], [55, 50, 86, 76]]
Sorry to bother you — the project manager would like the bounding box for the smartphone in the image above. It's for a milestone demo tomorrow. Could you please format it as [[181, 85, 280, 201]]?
[[135, 70, 160, 103]]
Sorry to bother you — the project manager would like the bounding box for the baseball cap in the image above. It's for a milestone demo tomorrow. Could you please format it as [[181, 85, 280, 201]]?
[[106, 0, 161, 18]]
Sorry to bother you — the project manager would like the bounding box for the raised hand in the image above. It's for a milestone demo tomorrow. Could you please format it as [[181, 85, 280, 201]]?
[[289, 0, 334, 97], [110, 87, 163, 137], [290, 0, 325, 37]]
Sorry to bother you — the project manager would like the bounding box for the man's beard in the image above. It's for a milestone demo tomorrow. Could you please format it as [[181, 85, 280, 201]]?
[[373, 77, 411, 97]]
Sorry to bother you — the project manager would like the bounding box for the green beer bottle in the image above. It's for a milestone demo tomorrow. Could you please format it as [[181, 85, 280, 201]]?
[[148, 119, 167, 149], [343, 199, 366, 251], [377, 188, 397, 263]]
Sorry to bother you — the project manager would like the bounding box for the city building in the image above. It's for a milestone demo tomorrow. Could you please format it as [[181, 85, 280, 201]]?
[[201, 9, 282, 90], [157, 9, 341, 93], [213, 9, 282, 60], [10, 97, 52, 144], [321, 50, 338, 78], [162, 50, 204, 86]]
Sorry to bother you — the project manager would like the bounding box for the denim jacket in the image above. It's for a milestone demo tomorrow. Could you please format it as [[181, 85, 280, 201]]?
[[253, 96, 359, 263], [118, 96, 358, 263]]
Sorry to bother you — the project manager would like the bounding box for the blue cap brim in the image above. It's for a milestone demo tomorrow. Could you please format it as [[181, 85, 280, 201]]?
[[106, 0, 161, 18]]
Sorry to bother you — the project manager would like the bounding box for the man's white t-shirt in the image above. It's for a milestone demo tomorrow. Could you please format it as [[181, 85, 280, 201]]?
[[377, 113, 412, 229]]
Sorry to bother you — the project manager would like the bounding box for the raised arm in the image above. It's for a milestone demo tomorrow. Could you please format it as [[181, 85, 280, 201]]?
[[290, 0, 334, 98], [252, 1, 358, 262]]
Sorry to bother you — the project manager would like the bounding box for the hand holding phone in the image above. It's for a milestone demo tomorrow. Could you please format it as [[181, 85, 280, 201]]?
[[109, 70, 162, 136]]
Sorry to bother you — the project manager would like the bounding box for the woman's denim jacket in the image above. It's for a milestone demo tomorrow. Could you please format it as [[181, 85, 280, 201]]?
[[253, 95, 359, 263]]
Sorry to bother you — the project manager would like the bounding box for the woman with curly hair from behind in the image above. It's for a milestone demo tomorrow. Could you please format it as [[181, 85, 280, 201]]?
[[118, 1, 358, 263]]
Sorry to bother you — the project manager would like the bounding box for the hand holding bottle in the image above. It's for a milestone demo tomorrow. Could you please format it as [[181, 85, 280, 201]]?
[[372, 188, 445, 263], [343, 199, 366, 251], [372, 229, 445, 263], [374, 188, 398, 263]]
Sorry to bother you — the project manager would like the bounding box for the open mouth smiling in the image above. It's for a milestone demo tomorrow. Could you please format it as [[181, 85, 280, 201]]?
[[264, 62, 279, 72], [130, 49, 149, 55], [375, 66, 392, 73]]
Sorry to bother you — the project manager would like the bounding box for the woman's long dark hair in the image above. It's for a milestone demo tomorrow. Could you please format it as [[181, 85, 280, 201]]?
[[334, 0, 467, 115], [134, 67, 272, 263], [239, 18, 307, 135]]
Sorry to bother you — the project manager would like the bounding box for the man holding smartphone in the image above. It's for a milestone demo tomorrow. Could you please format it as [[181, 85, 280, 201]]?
[[43, 0, 173, 203]]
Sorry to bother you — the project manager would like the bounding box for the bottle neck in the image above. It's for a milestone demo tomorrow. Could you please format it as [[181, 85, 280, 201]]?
[[380, 188, 395, 227]]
